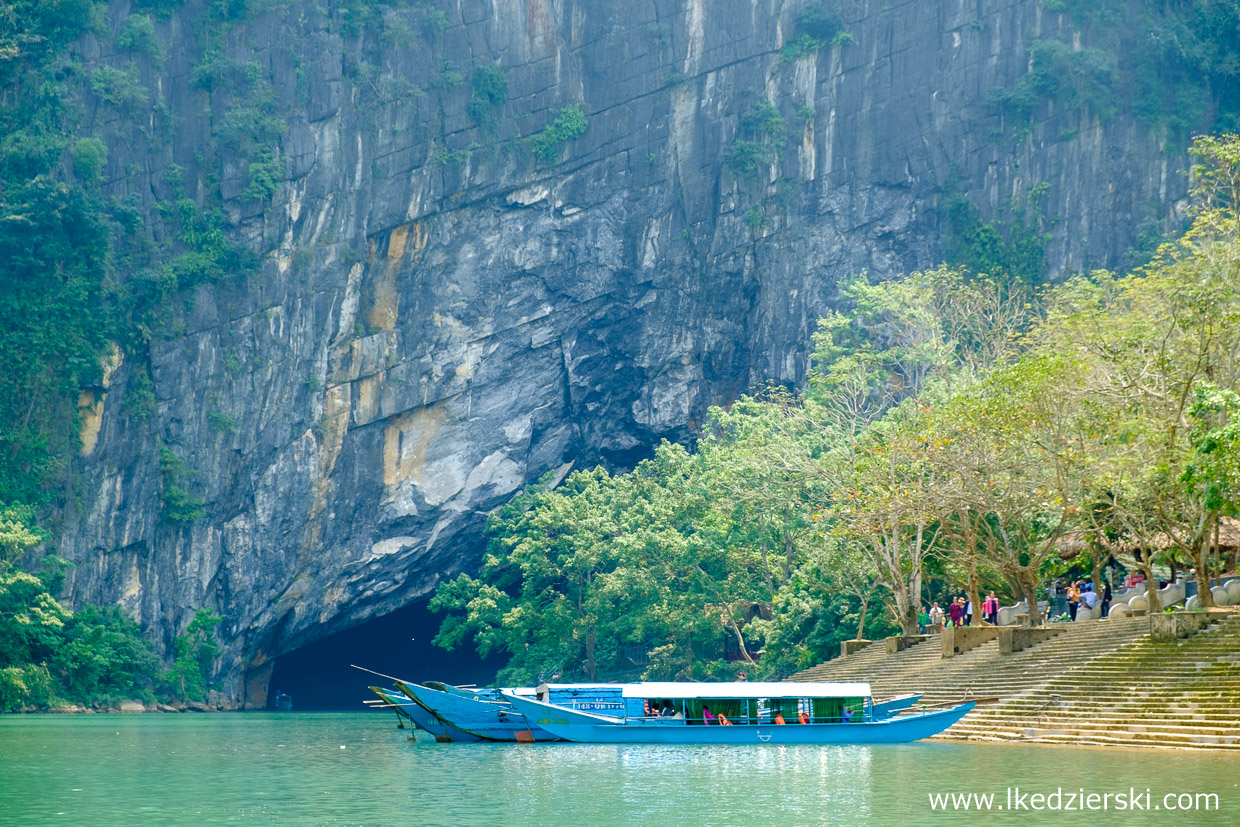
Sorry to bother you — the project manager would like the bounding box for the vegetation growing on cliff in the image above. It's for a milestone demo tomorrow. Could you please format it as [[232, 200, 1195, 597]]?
[[434, 135, 1240, 681], [1000, 0, 1240, 142], [530, 104, 589, 164]]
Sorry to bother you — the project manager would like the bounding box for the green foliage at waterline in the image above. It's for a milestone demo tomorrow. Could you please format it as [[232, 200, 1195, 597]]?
[[0, 504, 224, 711], [434, 135, 1240, 680]]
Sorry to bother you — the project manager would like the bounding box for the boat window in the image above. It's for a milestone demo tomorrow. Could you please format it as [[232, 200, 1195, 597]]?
[[810, 697, 844, 722], [766, 698, 800, 720], [681, 698, 746, 724], [808, 697, 866, 722]]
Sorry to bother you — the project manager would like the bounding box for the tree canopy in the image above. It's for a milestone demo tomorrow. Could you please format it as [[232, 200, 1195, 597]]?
[[434, 134, 1240, 680]]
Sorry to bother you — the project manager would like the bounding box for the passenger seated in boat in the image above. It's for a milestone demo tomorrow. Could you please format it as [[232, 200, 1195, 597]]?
[[843, 708, 853, 723], [718, 713, 733, 726], [702, 705, 716, 725], [774, 712, 786, 725], [660, 701, 676, 717], [797, 711, 810, 724]]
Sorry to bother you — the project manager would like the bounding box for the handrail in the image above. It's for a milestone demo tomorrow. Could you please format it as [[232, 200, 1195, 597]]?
[[1032, 693, 1060, 725]]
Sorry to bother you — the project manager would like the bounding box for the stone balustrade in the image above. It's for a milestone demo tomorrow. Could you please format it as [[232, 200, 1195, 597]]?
[[885, 635, 928, 654], [840, 639, 871, 657], [941, 626, 1000, 657]]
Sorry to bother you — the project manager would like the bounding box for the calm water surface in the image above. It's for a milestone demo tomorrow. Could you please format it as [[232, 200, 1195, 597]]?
[[1, 712, 1237, 825]]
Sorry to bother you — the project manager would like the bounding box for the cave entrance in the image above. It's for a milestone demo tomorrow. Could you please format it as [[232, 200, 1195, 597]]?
[[265, 596, 504, 710]]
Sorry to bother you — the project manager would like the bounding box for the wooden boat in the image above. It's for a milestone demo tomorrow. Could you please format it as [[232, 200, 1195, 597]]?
[[367, 686, 454, 742], [501, 681, 974, 744]]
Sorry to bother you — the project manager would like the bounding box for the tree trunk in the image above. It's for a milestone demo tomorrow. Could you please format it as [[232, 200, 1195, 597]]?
[[890, 576, 917, 636], [1196, 514, 1216, 608], [966, 565, 981, 629], [585, 628, 597, 681], [1091, 555, 1104, 597], [856, 592, 870, 640], [1018, 572, 1041, 626], [1138, 554, 1161, 614], [728, 618, 756, 665], [1197, 540, 1216, 608]]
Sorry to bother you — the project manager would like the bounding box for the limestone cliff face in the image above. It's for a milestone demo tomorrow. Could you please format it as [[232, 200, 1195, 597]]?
[[59, 0, 1187, 705]]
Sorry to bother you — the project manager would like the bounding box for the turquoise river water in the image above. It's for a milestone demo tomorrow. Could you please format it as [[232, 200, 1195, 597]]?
[[0, 712, 1237, 825]]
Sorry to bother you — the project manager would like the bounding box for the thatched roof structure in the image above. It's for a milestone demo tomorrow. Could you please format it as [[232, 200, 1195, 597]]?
[[1054, 517, 1240, 560]]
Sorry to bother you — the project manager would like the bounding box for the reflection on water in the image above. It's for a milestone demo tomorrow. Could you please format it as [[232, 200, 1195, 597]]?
[[0, 713, 1237, 825]]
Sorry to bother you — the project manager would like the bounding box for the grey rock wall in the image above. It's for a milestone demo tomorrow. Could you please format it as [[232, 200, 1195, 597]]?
[[59, 0, 1188, 705]]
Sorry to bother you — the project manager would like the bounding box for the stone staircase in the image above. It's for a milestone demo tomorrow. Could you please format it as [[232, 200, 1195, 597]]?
[[790, 613, 1240, 749], [941, 612, 1240, 749]]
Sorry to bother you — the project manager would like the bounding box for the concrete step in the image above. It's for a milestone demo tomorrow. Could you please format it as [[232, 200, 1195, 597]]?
[[798, 609, 1240, 750], [951, 718, 1240, 736]]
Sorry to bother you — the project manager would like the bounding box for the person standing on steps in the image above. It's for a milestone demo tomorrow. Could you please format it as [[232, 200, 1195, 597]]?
[[948, 597, 963, 628], [1101, 581, 1113, 618], [918, 606, 930, 635], [983, 592, 1000, 626], [964, 596, 973, 626], [929, 602, 944, 631], [1067, 581, 1081, 621], [1081, 584, 1098, 617]]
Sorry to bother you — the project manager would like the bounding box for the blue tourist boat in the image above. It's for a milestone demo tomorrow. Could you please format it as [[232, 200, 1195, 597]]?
[[395, 681, 519, 741], [367, 686, 454, 742], [394, 680, 630, 742], [500, 682, 974, 744]]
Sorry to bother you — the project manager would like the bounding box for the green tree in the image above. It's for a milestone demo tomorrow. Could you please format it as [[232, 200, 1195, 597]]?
[[164, 609, 221, 702]]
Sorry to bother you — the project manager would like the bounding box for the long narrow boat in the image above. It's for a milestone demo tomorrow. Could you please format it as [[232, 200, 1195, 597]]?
[[367, 686, 454, 742], [395, 680, 631, 742], [501, 682, 974, 744], [396, 681, 558, 742]]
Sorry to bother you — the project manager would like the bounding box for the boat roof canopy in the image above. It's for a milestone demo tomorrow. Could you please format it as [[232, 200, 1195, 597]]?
[[625, 681, 870, 700], [537, 683, 627, 690]]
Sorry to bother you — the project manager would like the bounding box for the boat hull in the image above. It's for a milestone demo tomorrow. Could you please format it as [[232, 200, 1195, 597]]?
[[369, 686, 453, 741], [502, 693, 975, 744], [397, 681, 559, 742]]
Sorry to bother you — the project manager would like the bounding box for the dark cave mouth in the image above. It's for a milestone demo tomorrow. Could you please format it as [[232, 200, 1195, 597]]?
[[265, 597, 504, 710]]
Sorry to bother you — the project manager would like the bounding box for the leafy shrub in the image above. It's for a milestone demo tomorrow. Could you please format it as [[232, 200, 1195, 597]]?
[[943, 185, 1051, 286], [437, 60, 463, 90], [116, 14, 164, 65], [796, 3, 844, 42], [91, 65, 148, 107], [725, 98, 786, 179], [164, 609, 220, 703], [242, 148, 281, 201], [990, 39, 1117, 122], [158, 446, 205, 523], [781, 2, 850, 61], [207, 410, 239, 434], [724, 140, 772, 177], [0, 666, 31, 711], [70, 137, 107, 181], [54, 606, 160, 705], [468, 64, 507, 129], [530, 104, 589, 163]]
